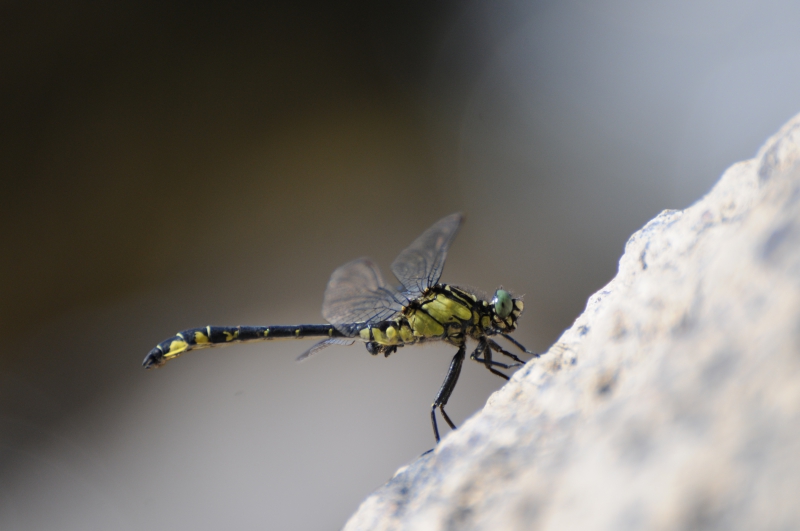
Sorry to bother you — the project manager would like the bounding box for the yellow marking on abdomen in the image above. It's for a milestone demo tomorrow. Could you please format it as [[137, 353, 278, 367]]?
[[165, 339, 189, 359], [399, 324, 414, 343], [372, 327, 401, 346], [371, 328, 387, 344]]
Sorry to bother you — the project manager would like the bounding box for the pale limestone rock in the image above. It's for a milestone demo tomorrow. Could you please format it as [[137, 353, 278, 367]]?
[[343, 113, 800, 531]]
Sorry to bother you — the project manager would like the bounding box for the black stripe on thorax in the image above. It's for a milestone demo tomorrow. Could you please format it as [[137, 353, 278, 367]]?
[[436, 284, 480, 307]]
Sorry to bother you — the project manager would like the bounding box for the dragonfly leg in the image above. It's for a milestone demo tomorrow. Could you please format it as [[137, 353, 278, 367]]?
[[488, 338, 529, 365], [471, 338, 511, 380], [431, 344, 466, 443], [500, 333, 542, 358], [470, 349, 521, 369]]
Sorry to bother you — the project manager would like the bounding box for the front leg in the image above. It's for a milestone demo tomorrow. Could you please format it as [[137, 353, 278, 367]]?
[[500, 333, 542, 358], [471, 338, 512, 380], [488, 338, 527, 365]]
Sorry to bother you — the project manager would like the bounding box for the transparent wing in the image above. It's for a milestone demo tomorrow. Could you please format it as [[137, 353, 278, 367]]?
[[322, 258, 406, 335], [390, 213, 464, 299], [296, 338, 355, 362]]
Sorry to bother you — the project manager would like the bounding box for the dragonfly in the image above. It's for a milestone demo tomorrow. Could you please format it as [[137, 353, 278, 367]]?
[[143, 213, 539, 442]]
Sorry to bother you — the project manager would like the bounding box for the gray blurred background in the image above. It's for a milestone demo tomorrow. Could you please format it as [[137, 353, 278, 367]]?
[[2, 1, 799, 530]]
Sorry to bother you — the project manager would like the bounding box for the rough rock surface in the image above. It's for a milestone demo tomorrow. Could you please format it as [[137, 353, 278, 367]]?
[[343, 113, 800, 531]]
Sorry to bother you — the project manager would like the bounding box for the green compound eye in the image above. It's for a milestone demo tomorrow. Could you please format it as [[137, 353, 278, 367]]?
[[492, 289, 513, 319]]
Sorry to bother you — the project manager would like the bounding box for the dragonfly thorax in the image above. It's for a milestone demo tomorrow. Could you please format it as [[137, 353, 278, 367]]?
[[357, 284, 523, 357]]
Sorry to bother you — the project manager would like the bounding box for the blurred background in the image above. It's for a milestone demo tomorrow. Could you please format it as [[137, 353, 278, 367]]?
[[2, 1, 799, 529]]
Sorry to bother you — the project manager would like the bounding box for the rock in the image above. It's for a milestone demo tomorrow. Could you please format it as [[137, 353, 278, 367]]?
[[343, 113, 800, 531]]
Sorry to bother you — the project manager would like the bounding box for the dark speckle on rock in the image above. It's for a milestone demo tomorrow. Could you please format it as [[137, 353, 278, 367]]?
[[618, 421, 654, 464], [760, 221, 794, 261], [701, 350, 738, 389], [596, 370, 616, 396], [680, 493, 728, 531]]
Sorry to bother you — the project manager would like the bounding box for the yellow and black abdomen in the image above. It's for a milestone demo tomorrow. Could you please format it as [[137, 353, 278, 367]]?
[[358, 319, 415, 347], [144, 324, 345, 368]]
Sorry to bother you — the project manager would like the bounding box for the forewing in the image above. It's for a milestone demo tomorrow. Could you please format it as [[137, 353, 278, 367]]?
[[390, 213, 464, 298], [322, 258, 405, 335]]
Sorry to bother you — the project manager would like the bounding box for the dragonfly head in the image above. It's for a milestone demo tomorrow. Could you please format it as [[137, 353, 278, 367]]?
[[490, 289, 524, 331]]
